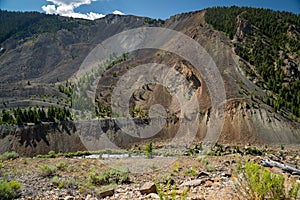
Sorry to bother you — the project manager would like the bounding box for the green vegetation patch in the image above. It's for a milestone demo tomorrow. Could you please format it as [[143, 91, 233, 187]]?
[[205, 6, 300, 121], [88, 169, 130, 186]]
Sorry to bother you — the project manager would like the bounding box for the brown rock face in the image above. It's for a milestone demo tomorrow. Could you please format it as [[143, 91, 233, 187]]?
[[139, 182, 157, 194], [99, 188, 115, 198], [234, 15, 253, 41]]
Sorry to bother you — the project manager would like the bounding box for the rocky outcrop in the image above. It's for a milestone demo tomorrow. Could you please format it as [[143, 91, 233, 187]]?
[[0, 122, 86, 156], [233, 15, 253, 41]]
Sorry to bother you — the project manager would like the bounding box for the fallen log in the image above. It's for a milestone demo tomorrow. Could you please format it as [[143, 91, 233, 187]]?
[[261, 159, 300, 175]]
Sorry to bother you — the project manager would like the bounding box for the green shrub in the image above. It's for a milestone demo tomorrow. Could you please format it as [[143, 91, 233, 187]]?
[[197, 157, 215, 172], [244, 147, 262, 156], [234, 160, 300, 200], [206, 150, 216, 156], [0, 152, 19, 161], [52, 176, 59, 186], [64, 151, 91, 158], [210, 142, 224, 156], [145, 142, 153, 158], [233, 146, 242, 154], [98, 184, 117, 192], [56, 161, 66, 171], [22, 159, 27, 165], [0, 160, 3, 177], [88, 169, 130, 186], [40, 165, 57, 177], [37, 151, 92, 159], [53, 176, 77, 189], [0, 160, 3, 169], [170, 161, 181, 172], [58, 182, 64, 189], [156, 180, 188, 200], [0, 180, 21, 199], [184, 169, 197, 177], [64, 177, 76, 188], [161, 173, 175, 185], [47, 150, 56, 158], [186, 143, 202, 156]]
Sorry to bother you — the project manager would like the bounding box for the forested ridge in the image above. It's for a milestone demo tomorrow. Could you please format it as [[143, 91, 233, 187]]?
[[0, 106, 72, 125], [205, 6, 300, 121], [0, 10, 93, 43]]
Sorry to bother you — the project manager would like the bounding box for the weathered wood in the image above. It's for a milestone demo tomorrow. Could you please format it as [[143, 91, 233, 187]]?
[[261, 159, 300, 175]]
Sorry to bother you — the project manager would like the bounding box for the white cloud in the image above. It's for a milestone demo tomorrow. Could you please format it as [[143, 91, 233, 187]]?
[[42, 4, 57, 14], [42, 0, 107, 20], [112, 10, 125, 15]]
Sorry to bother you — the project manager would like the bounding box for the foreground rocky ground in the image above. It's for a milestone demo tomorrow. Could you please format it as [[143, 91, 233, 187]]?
[[1, 144, 300, 200]]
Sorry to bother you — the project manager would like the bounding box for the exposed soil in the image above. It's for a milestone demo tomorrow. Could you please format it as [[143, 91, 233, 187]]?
[[1, 144, 300, 200]]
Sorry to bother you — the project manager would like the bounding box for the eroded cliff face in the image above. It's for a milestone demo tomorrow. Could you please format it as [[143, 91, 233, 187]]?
[[220, 101, 300, 144], [0, 122, 85, 156], [1, 100, 299, 157]]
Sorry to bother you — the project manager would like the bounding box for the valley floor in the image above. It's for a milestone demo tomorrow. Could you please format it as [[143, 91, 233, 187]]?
[[1, 145, 300, 200]]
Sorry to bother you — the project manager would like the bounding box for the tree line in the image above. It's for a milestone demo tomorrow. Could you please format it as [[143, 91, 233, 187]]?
[[205, 6, 300, 119], [0, 10, 93, 43], [0, 106, 72, 125]]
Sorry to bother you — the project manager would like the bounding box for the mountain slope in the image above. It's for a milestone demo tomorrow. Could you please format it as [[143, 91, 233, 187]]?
[[0, 8, 299, 155], [205, 7, 300, 120]]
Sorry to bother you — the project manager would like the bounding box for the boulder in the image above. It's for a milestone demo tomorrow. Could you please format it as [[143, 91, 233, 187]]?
[[139, 182, 157, 194], [180, 179, 204, 187], [99, 188, 115, 198]]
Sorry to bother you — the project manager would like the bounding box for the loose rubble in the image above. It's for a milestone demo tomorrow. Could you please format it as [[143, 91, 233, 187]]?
[[0, 145, 298, 200]]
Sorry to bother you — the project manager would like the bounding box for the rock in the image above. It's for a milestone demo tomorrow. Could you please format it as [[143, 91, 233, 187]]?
[[146, 193, 160, 199], [99, 188, 115, 198], [267, 154, 281, 162], [205, 180, 213, 186], [85, 194, 98, 200], [223, 160, 231, 166], [64, 196, 75, 200], [197, 171, 210, 178], [188, 194, 205, 200], [180, 179, 204, 187], [85, 194, 92, 199], [221, 171, 232, 178], [139, 182, 157, 194], [192, 187, 198, 193]]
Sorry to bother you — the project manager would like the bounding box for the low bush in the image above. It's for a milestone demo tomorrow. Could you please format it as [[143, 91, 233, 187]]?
[[0, 180, 21, 200], [88, 169, 130, 186], [184, 168, 197, 177], [0, 152, 19, 161], [185, 143, 202, 156], [210, 142, 224, 156], [170, 161, 181, 172], [40, 165, 57, 177], [156, 180, 188, 200], [52, 176, 77, 189], [56, 161, 67, 171], [0, 160, 3, 169], [244, 147, 262, 156], [52, 176, 59, 186], [0, 161, 3, 177], [145, 142, 153, 158], [160, 173, 175, 185], [234, 159, 300, 200]]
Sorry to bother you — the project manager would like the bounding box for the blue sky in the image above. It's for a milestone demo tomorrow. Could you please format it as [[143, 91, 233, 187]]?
[[1, 0, 300, 20]]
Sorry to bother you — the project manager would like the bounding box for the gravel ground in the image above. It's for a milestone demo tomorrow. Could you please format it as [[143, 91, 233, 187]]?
[[0, 145, 299, 200]]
